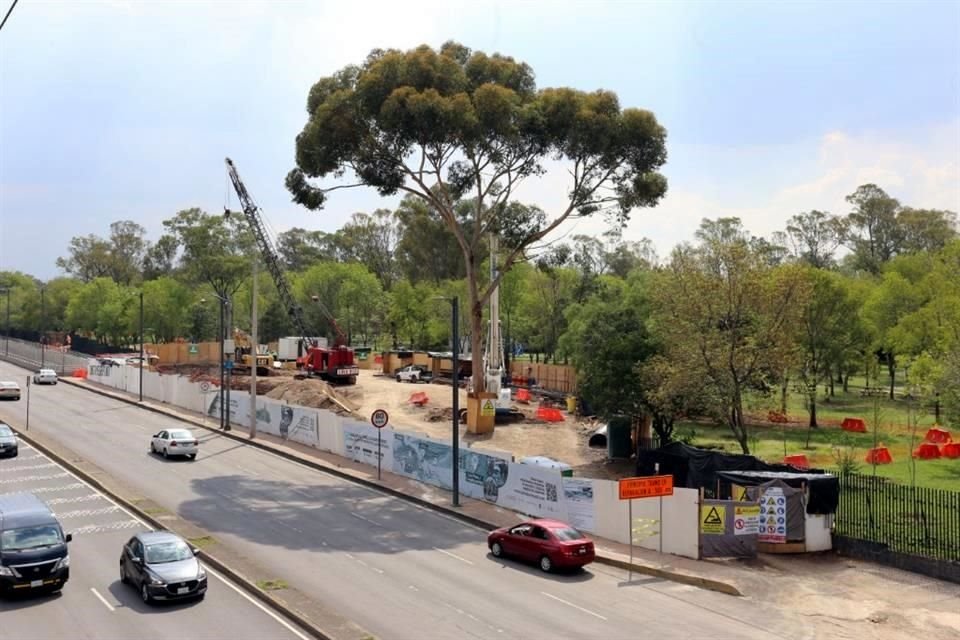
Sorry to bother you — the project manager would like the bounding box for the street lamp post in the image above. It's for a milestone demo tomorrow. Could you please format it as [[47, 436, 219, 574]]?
[[139, 291, 144, 403], [451, 296, 460, 507], [40, 287, 45, 369], [2, 287, 10, 357]]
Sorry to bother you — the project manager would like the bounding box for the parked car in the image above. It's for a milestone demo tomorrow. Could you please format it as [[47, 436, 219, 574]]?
[[487, 519, 595, 572], [395, 365, 432, 383], [32, 369, 58, 385], [150, 429, 199, 460], [119, 531, 207, 604], [0, 423, 18, 458], [0, 492, 72, 595], [0, 381, 20, 401]]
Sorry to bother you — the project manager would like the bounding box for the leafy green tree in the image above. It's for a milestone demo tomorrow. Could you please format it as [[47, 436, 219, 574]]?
[[56, 220, 149, 285], [844, 184, 903, 274], [295, 261, 383, 345], [784, 210, 847, 269], [142, 234, 180, 280], [394, 195, 466, 285], [276, 228, 338, 272], [129, 277, 193, 342], [861, 267, 923, 399], [286, 41, 668, 392], [897, 208, 958, 254], [335, 209, 400, 289], [652, 218, 809, 453], [387, 279, 434, 349], [55, 235, 113, 283]]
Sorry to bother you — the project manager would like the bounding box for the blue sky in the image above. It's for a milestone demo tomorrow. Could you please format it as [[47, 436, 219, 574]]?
[[1, 0, 958, 279]]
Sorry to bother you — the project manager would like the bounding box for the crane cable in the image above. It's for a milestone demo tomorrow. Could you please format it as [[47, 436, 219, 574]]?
[[0, 0, 19, 33]]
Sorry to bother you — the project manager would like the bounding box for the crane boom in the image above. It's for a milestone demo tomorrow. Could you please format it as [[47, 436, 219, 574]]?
[[224, 157, 311, 350]]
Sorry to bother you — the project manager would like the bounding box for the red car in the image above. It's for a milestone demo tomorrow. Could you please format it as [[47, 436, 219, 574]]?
[[487, 519, 595, 572]]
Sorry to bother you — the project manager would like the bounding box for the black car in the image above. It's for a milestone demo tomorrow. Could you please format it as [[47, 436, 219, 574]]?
[[120, 531, 207, 604], [0, 493, 72, 595], [0, 424, 17, 458]]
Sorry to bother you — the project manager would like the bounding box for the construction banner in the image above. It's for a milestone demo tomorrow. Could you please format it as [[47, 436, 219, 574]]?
[[699, 499, 759, 559], [700, 505, 726, 535]]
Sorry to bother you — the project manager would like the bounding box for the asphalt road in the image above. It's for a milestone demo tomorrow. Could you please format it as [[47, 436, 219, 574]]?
[[0, 438, 311, 640], [0, 360, 797, 640]]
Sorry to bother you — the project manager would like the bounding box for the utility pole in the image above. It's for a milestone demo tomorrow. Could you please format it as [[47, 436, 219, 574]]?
[[219, 298, 225, 430], [225, 296, 232, 432], [139, 291, 144, 402], [250, 259, 258, 439], [40, 287, 45, 369], [3, 287, 9, 357]]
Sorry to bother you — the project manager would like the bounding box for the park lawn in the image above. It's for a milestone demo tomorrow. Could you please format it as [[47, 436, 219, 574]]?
[[679, 421, 960, 492]]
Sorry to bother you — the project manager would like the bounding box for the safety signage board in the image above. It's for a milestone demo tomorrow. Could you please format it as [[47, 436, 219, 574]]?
[[700, 505, 726, 535], [733, 505, 760, 536], [188, 344, 199, 354], [618, 475, 674, 500], [481, 400, 496, 417], [758, 487, 787, 543], [370, 409, 389, 429]]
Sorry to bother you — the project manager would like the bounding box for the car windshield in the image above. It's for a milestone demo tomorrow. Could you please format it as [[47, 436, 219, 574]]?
[[0, 425, 12, 436], [145, 539, 193, 564], [1, 525, 63, 551], [169, 430, 193, 440], [551, 527, 585, 541]]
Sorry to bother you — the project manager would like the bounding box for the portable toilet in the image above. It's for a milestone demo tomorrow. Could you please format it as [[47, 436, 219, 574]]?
[[607, 416, 633, 460]]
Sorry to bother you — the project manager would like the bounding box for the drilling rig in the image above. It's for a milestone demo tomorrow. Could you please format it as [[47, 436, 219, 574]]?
[[224, 158, 358, 385]]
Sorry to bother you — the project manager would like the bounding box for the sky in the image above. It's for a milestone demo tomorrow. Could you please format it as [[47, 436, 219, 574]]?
[[1, 0, 958, 279]]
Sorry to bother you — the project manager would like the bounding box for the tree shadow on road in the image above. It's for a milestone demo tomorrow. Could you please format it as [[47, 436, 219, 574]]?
[[179, 474, 483, 556]]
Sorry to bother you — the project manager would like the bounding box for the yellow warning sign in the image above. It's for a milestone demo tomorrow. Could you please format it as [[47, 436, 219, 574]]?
[[481, 400, 496, 417], [731, 484, 748, 501], [700, 505, 726, 534]]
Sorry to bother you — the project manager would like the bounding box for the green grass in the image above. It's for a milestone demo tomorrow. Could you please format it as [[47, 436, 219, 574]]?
[[676, 376, 960, 491], [256, 579, 288, 591], [186, 535, 217, 549]]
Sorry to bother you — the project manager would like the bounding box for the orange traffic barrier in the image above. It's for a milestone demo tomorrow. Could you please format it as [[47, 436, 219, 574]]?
[[784, 454, 810, 469], [536, 406, 564, 422], [913, 443, 941, 460], [941, 443, 960, 458], [924, 426, 952, 444], [408, 392, 428, 406], [516, 388, 531, 404], [865, 447, 893, 464], [841, 417, 867, 433], [72, 368, 88, 379]]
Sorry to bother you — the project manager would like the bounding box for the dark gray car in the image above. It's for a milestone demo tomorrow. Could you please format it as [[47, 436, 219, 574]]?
[[119, 531, 207, 604], [0, 424, 18, 458]]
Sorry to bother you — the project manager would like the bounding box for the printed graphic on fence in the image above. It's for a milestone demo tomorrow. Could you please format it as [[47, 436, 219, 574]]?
[[758, 486, 787, 543], [562, 478, 595, 531], [734, 505, 760, 536], [344, 422, 394, 469], [700, 505, 726, 535]]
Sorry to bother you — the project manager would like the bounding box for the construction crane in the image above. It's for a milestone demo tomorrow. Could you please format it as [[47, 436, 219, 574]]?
[[224, 158, 358, 384]]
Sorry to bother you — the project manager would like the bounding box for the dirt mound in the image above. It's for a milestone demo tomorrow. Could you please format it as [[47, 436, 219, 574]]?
[[263, 378, 361, 416]]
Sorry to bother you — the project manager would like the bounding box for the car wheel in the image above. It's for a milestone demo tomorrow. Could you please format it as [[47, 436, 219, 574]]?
[[141, 583, 152, 604], [188, 453, 197, 460], [120, 562, 129, 585], [396, 375, 401, 382], [490, 542, 503, 558], [195, 593, 206, 602], [150, 442, 156, 453], [539, 555, 553, 573], [162, 448, 168, 459]]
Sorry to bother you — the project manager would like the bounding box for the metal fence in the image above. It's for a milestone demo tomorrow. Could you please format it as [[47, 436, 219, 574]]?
[[835, 473, 960, 562], [0, 336, 92, 376]]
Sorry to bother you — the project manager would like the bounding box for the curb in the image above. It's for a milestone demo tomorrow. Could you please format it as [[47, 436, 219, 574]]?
[[7, 424, 334, 640], [60, 377, 743, 598]]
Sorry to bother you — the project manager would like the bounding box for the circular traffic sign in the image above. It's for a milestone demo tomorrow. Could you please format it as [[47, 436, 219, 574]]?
[[371, 409, 389, 429]]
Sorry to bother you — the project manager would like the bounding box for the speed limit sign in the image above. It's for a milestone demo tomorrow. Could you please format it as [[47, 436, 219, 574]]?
[[371, 409, 389, 429]]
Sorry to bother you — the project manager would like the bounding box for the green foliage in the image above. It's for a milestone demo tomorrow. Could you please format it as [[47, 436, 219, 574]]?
[[163, 208, 252, 298]]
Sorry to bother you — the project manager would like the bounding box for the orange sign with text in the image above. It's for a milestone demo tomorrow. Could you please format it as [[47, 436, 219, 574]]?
[[618, 475, 674, 500]]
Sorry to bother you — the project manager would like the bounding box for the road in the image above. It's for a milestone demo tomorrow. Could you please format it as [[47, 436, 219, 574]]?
[[0, 360, 796, 640], [0, 438, 311, 640]]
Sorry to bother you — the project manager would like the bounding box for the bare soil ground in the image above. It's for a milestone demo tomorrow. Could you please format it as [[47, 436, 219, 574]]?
[[228, 368, 624, 477]]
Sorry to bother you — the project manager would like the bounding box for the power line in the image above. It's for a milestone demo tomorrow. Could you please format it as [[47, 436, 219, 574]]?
[[0, 0, 19, 33]]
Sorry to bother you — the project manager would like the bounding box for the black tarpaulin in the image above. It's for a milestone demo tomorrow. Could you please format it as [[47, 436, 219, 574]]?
[[716, 470, 839, 515]]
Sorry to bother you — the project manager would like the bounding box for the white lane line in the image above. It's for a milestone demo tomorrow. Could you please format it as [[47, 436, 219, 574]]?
[[235, 465, 260, 477], [433, 547, 474, 565], [44, 494, 107, 505], [408, 584, 419, 591], [20, 483, 86, 494], [26, 449, 313, 640], [90, 587, 115, 612], [0, 472, 69, 483], [54, 506, 122, 518], [540, 592, 608, 621], [0, 462, 57, 472], [349, 512, 378, 526]]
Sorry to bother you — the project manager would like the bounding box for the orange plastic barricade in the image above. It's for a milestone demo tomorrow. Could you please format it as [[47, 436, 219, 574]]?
[[913, 443, 941, 460], [841, 418, 867, 433], [941, 443, 960, 459], [924, 426, 952, 444], [515, 388, 531, 404], [72, 368, 88, 379], [408, 392, 429, 407], [784, 454, 810, 469], [865, 447, 893, 464], [536, 406, 564, 422]]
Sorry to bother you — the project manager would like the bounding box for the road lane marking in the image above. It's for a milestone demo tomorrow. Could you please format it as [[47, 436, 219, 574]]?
[[44, 494, 108, 505], [541, 592, 608, 621], [0, 462, 57, 472], [20, 483, 86, 493], [236, 465, 259, 477], [72, 520, 142, 535], [408, 585, 419, 591], [0, 472, 69, 483], [90, 587, 115, 612], [54, 506, 123, 518], [23, 446, 314, 640], [349, 512, 379, 526], [434, 547, 474, 565]]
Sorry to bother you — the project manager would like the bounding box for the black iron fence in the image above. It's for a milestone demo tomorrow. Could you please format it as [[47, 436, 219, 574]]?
[[835, 473, 960, 562]]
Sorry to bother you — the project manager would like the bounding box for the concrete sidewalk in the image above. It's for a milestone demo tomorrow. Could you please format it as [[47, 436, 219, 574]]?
[[60, 375, 749, 596]]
